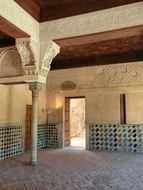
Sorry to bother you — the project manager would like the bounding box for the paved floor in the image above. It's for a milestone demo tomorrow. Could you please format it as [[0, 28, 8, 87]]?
[[0, 148, 143, 190]]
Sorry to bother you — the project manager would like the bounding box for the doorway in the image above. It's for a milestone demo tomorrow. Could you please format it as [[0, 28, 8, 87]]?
[[64, 97, 85, 148]]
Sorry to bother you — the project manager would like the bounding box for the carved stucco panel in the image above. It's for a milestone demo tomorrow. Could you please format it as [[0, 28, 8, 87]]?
[[47, 62, 143, 92], [16, 39, 35, 66], [39, 42, 60, 78], [0, 47, 23, 78]]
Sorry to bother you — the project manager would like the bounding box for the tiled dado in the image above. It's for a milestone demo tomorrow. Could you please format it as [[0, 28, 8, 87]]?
[[0, 124, 23, 160], [37, 124, 59, 149], [0, 123, 59, 160], [90, 124, 143, 152]]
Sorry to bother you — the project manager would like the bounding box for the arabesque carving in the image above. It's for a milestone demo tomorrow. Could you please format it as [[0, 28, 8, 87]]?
[[40, 42, 60, 77], [16, 40, 34, 66], [0, 39, 59, 84], [0, 47, 23, 78], [47, 61, 143, 92]]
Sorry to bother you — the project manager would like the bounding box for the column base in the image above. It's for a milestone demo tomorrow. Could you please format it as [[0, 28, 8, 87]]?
[[30, 160, 37, 166]]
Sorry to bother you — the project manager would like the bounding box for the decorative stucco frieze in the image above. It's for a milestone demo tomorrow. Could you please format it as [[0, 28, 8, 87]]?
[[39, 42, 60, 77], [22, 65, 38, 76], [47, 61, 143, 92]]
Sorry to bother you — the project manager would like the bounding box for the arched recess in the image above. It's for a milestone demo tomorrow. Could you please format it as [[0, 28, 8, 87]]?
[[0, 47, 23, 78]]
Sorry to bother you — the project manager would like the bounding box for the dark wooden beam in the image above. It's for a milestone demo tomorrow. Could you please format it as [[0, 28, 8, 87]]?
[[40, 0, 142, 22], [55, 25, 143, 47], [14, 0, 40, 21], [0, 37, 15, 48], [0, 16, 30, 39], [51, 51, 143, 70]]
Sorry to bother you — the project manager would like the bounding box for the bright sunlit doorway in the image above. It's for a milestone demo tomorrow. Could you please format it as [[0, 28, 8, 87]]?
[[64, 97, 85, 148]]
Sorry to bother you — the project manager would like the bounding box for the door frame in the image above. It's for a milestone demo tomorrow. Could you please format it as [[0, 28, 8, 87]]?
[[24, 104, 32, 152]]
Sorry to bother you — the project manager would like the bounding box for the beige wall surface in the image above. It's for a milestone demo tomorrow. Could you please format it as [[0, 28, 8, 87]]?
[[1, 63, 143, 126], [46, 93, 63, 123], [86, 93, 120, 124], [0, 84, 28, 124], [46, 89, 143, 125], [46, 64, 143, 125], [0, 84, 47, 125], [126, 92, 143, 124]]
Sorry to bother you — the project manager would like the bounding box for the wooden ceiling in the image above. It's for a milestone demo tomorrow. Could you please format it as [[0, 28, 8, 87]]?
[[51, 25, 143, 70], [0, 16, 29, 48], [14, 0, 142, 22], [1, 1, 143, 70]]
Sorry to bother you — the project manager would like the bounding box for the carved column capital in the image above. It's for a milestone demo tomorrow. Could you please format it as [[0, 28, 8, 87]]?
[[29, 82, 43, 98], [39, 41, 60, 78], [16, 38, 34, 66]]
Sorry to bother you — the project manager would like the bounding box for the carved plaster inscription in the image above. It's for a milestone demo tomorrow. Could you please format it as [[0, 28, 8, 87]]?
[[47, 62, 143, 92]]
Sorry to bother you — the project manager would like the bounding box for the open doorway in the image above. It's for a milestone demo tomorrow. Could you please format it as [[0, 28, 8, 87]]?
[[64, 97, 85, 148]]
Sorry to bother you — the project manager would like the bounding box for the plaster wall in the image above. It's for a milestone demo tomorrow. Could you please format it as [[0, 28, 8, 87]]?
[[126, 92, 143, 124], [86, 93, 120, 124], [46, 63, 143, 124], [46, 93, 63, 124], [0, 84, 47, 125]]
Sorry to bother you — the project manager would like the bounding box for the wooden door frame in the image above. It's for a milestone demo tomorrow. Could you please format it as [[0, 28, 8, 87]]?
[[63, 96, 86, 147], [24, 104, 32, 152]]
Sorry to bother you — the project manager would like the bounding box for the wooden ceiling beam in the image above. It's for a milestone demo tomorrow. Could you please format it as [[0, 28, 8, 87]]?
[[40, 0, 142, 22], [0, 16, 30, 39], [51, 51, 143, 70], [14, 0, 40, 21], [14, 0, 142, 22], [55, 25, 143, 47]]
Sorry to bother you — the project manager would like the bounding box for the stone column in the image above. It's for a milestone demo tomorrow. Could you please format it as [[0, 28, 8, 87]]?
[[29, 82, 43, 165]]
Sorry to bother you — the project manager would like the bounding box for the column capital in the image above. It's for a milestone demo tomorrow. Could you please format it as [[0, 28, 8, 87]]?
[[29, 82, 43, 96]]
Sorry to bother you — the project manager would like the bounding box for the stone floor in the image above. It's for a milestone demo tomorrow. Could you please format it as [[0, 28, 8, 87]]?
[[0, 148, 143, 190]]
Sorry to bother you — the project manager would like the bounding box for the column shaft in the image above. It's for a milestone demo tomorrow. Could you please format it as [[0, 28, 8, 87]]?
[[29, 82, 42, 165], [31, 91, 38, 165]]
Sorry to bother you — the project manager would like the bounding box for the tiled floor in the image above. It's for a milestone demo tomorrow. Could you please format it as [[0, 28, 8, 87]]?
[[0, 148, 143, 190]]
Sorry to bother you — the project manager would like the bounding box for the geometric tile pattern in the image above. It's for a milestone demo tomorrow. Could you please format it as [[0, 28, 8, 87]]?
[[90, 124, 143, 153], [37, 124, 58, 149], [0, 124, 23, 160]]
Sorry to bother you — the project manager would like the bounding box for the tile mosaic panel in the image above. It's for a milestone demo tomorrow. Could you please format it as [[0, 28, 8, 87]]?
[[90, 124, 143, 152], [38, 124, 58, 149], [0, 124, 23, 160]]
